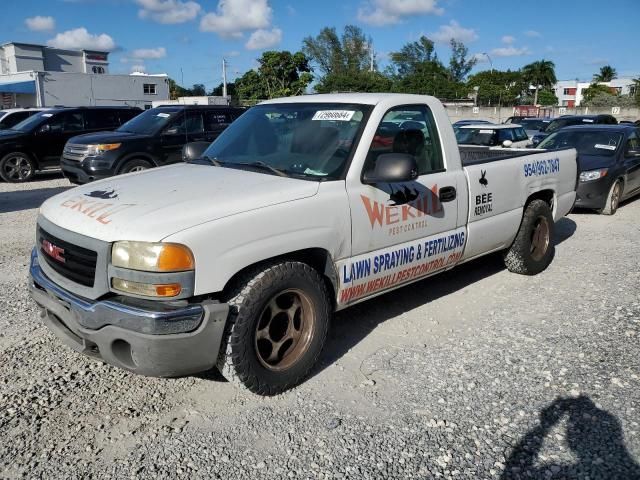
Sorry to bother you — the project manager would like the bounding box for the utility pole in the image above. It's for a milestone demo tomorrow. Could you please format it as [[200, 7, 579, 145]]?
[[222, 58, 228, 98], [369, 43, 374, 73]]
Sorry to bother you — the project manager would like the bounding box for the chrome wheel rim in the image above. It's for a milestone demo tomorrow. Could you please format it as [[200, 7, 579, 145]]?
[[530, 216, 550, 262], [611, 183, 621, 211], [3, 155, 32, 181], [254, 289, 315, 371], [129, 166, 148, 173]]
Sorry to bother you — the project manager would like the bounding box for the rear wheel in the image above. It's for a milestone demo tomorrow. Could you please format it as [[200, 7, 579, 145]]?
[[119, 158, 153, 175], [0, 152, 35, 183], [217, 261, 331, 395], [504, 199, 555, 275], [599, 180, 622, 215]]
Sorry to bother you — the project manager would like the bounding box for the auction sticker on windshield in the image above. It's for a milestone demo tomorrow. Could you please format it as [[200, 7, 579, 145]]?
[[312, 110, 355, 121]]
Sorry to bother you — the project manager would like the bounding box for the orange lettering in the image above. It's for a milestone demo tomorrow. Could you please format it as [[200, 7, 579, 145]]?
[[360, 195, 385, 227]]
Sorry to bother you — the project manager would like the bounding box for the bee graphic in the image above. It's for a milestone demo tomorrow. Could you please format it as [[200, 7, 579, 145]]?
[[479, 170, 488, 187]]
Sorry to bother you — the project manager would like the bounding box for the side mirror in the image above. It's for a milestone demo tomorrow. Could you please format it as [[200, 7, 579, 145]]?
[[362, 153, 418, 184], [502, 140, 513, 148], [38, 124, 51, 134], [182, 141, 211, 161]]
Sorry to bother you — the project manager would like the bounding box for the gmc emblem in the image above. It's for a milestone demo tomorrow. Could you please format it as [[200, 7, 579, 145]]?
[[42, 239, 65, 263]]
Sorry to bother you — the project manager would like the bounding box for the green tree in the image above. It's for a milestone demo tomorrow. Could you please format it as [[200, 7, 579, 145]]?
[[234, 50, 313, 102], [303, 25, 377, 92], [191, 84, 206, 96], [167, 78, 189, 100], [581, 82, 615, 103], [389, 36, 436, 77], [583, 93, 635, 108], [257, 51, 312, 98], [537, 88, 558, 106], [235, 70, 267, 101], [314, 71, 392, 94], [448, 39, 477, 82], [594, 65, 617, 82], [209, 82, 236, 98], [522, 60, 557, 105], [466, 70, 527, 106]]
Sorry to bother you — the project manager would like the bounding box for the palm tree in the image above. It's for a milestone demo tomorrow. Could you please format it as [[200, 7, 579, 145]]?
[[522, 60, 557, 105], [594, 65, 617, 82]]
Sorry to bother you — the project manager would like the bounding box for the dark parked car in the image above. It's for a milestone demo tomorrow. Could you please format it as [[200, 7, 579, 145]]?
[[531, 114, 617, 146], [0, 106, 141, 182], [453, 119, 491, 127], [537, 124, 640, 214], [517, 118, 552, 138], [0, 108, 49, 130], [61, 105, 245, 184]]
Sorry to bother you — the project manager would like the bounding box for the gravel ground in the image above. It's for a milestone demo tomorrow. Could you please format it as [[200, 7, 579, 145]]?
[[1, 174, 639, 479]]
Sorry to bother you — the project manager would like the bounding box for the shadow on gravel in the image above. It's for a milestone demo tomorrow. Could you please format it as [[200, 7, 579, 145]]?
[[312, 217, 577, 378], [501, 395, 640, 480], [0, 185, 72, 214]]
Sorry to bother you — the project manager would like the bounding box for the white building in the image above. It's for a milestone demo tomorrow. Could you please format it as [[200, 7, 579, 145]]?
[[0, 42, 169, 109], [553, 77, 637, 107]]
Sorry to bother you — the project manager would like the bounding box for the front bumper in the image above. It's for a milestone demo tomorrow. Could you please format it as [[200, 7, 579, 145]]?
[[60, 157, 116, 184], [29, 250, 229, 377], [575, 177, 611, 210]]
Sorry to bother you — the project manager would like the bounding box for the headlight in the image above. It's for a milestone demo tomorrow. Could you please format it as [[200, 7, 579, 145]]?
[[111, 241, 195, 272], [86, 143, 121, 155], [579, 169, 608, 182]]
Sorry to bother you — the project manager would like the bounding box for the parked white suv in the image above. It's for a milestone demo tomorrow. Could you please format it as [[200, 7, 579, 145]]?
[[29, 94, 577, 395], [455, 123, 531, 148]]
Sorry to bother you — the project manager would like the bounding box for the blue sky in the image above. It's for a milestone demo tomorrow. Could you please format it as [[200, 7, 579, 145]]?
[[1, 0, 638, 89]]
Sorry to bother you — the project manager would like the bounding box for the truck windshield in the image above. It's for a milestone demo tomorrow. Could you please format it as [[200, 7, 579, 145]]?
[[538, 130, 622, 156], [455, 127, 497, 146], [201, 103, 371, 180], [117, 108, 181, 135]]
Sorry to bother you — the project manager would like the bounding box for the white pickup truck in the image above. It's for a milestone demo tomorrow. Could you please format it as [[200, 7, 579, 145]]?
[[29, 93, 577, 395]]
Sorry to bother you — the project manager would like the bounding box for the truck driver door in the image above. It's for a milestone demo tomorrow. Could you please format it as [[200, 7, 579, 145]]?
[[340, 104, 465, 305]]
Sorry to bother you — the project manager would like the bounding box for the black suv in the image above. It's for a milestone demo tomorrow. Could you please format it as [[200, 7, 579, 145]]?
[[61, 105, 245, 184], [531, 114, 618, 146], [0, 107, 141, 182]]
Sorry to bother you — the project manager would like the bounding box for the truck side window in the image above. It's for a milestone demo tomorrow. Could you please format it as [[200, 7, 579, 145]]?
[[364, 105, 444, 176]]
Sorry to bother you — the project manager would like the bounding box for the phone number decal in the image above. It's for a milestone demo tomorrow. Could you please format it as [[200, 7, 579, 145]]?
[[524, 158, 560, 177]]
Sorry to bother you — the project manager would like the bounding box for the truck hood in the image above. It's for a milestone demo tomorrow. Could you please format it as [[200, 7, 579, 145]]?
[[40, 163, 320, 242], [67, 131, 150, 144]]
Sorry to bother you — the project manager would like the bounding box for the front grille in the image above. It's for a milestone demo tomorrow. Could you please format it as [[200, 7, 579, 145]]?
[[63, 143, 90, 162], [38, 227, 97, 287]]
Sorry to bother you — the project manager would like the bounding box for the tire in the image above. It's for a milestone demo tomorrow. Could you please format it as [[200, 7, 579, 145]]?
[[217, 261, 331, 395], [119, 158, 153, 175], [504, 199, 555, 275], [0, 152, 36, 183], [599, 180, 622, 215]]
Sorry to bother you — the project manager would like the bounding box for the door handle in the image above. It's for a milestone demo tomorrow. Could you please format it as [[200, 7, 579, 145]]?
[[439, 186, 456, 202]]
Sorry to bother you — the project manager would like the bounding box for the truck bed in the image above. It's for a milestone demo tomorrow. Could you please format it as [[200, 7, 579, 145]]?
[[459, 145, 540, 166]]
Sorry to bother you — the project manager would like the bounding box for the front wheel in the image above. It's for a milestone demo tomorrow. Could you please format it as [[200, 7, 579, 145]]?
[[504, 199, 555, 275], [599, 180, 622, 215], [119, 158, 153, 175], [217, 261, 331, 395], [0, 152, 36, 183]]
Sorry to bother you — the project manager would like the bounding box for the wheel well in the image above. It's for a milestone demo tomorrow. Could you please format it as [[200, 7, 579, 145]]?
[[222, 248, 338, 308], [525, 189, 554, 210], [117, 155, 157, 173]]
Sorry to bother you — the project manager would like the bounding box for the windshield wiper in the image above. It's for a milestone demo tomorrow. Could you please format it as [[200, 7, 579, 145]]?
[[203, 155, 223, 167], [233, 161, 288, 177]]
